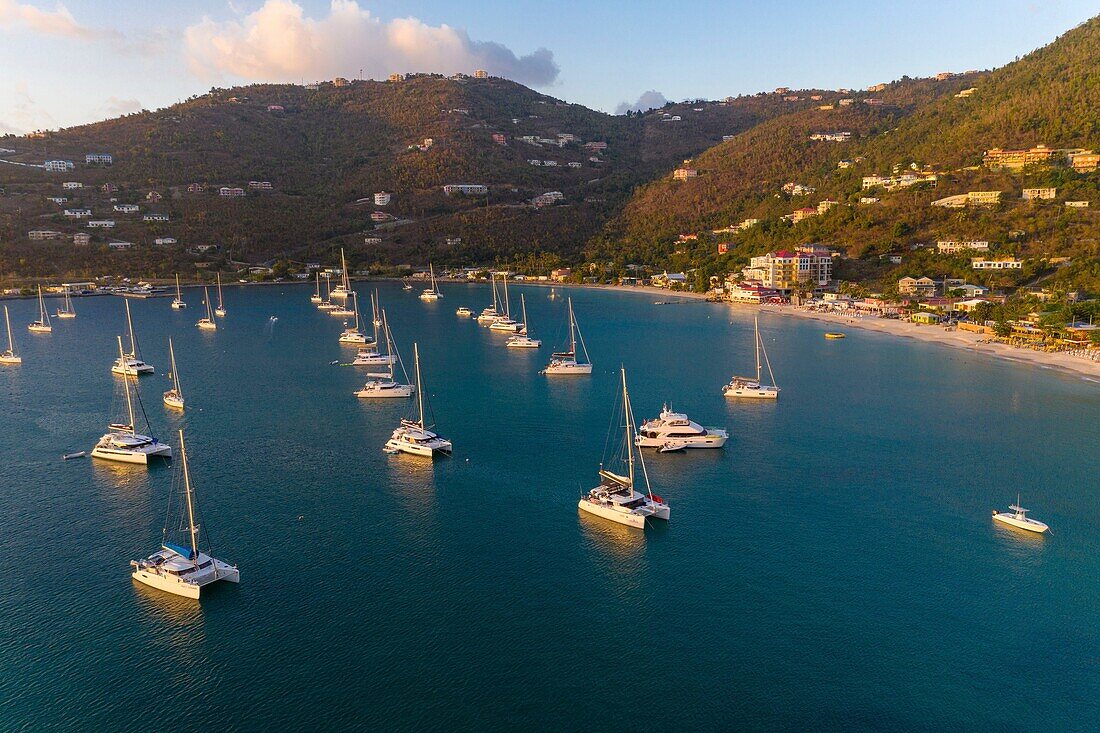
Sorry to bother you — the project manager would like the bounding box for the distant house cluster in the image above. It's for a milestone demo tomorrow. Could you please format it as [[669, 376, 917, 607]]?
[[442, 184, 488, 196], [983, 145, 1099, 172], [673, 167, 698, 181], [531, 191, 564, 207], [782, 182, 815, 196], [809, 132, 852, 142], [862, 172, 938, 190], [44, 160, 74, 172]]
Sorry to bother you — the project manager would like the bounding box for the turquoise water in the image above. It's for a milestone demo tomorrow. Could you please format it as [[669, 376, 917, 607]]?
[[1, 283, 1097, 731]]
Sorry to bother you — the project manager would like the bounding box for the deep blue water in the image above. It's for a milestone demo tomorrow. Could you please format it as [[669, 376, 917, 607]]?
[[0, 282, 1097, 731]]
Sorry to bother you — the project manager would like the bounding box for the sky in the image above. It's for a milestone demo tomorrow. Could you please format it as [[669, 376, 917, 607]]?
[[0, 0, 1097, 133]]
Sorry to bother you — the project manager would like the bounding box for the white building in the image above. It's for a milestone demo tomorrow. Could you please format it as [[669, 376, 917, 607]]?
[[44, 160, 74, 172], [144, 213, 169, 222], [62, 181, 83, 190], [85, 153, 113, 165], [374, 192, 391, 206], [28, 230, 62, 240], [1022, 187, 1056, 201], [73, 232, 91, 245], [219, 187, 245, 197], [936, 241, 989, 254], [108, 240, 133, 250], [87, 220, 116, 228], [64, 208, 92, 218], [971, 258, 1022, 270], [113, 204, 139, 213], [155, 237, 177, 245], [443, 184, 488, 196]]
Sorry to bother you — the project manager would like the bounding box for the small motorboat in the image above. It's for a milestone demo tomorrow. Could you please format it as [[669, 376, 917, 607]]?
[[63, 451, 87, 460], [658, 442, 685, 454], [992, 496, 1049, 534], [825, 332, 846, 339]]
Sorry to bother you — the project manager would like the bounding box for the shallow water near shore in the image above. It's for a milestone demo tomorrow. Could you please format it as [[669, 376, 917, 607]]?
[[1, 282, 1097, 731]]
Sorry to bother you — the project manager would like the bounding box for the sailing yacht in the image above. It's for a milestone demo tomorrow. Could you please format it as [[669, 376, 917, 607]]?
[[214, 273, 227, 317], [111, 300, 155, 375], [542, 297, 592, 375], [93, 336, 172, 464], [1, 306, 21, 364], [992, 495, 1049, 534], [578, 367, 670, 529], [383, 344, 452, 456], [27, 285, 52, 333], [419, 263, 442, 301], [402, 280, 413, 291], [548, 287, 560, 300], [635, 404, 728, 450], [171, 274, 187, 309], [338, 291, 367, 344], [56, 288, 77, 319], [317, 274, 338, 311], [351, 295, 391, 365], [330, 249, 352, 301], [506, 294, 541, 348], [477, 273, 501, 323], [130, 429, 239, 599], [723, 316, 778, 399], [196, 287, 217, 330], [163, 338, 185, 410], [356, 311, 413, 398], [310, 272, 324, 303], [489, 274, 521, 332]]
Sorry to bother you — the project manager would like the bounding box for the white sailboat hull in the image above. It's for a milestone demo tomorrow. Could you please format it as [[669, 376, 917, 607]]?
[[489, 320, 522, 332], [506, 336, 541, 348], [419, 292, 441, 301], [27, 323, 52, 333], [112, 359, 154, 376], [723, 382, 778, 399], [91, 440, 172, 464], [0, 354, 21, 365], [636, 433, 728, 449], [163, 391, 185, 410], [578, 497, 648, 528], [171, 300, 187, 310], [55, 312, 76, 319], [543, 361, 592, 375], [356, 382, 413, 398], [339, 332, 367, 344], [131, 558, 239, 599]]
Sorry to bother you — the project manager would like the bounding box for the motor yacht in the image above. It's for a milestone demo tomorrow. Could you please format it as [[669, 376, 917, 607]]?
[[723, 316, 779, 399], [456, 306, 473, 317], [992, 496, 1049, 534], [636, 404, 728, 450]]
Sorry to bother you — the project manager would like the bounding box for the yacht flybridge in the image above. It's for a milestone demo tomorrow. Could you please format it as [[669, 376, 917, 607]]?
[[506, 294, 541, 348], [542, 297, 591, 375], [338, 291, 368, 344], [636, 404, 728, 450], [723, 316, 779, 399], [196, 287, 217, 330], [214, 273, 227, 317], [992, 495, 1049, 534], [1, 306, 21, 364], [310, 272, 324, 304], [130, 429, 239, 599], [171, 274, 187, 309], [356, 310, 413, 398], [330, 248, 352, 301], [93, 336, 172, 464], [578, 368, 670, 529], [27, 285, 52, 333], [112, 300, 155, 376], [383, 343, 451, 456], [163, 337, 185, 410], [419, 263, 442, 301], [56, 288, 77, 319], [489, 274, 522, 332]]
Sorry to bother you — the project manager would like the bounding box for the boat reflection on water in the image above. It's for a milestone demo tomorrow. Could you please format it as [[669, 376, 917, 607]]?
[[132, 582, 208, 657], [577, 509, 653, 561]]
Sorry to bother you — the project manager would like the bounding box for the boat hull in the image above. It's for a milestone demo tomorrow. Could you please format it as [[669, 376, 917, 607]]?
[[28, 324, 52, 333], [506, 337, 541, 348], [0, 354, 21, 365], [543, 362, 592, 375], [56, 312, 76, 319], [723, 385, 778, 399], [91, 443, 173, 464], [163, 392, 185, 410], [992, 513, 1049, 533], [197, 320, 216, 330], [112, 360, 155, 376], [636, 433, 727, 449], [578, 498, 648, 528], [356, 383, 413, 398], [131, 560, 240, 599]]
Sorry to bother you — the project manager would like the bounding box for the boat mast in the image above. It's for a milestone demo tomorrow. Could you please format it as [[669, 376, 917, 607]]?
[[169, 337, 182, 396], [176, 274, 182, 300], [490, 272, 498, 310], [217, 273, 224, 309], [4, 305, 15, 352], [414, 343, 425, 428], [623, 367, 634, 490], [754, 317, 763, 383], [125, 299, 137, 357], [179, 430, 200, 563], [117, 336, 136, 432], [340, 248, 350, 291], [520, 294, 528, 330], [315, 272, 321, 298], [568, 297, 576, 354], [39, 285, 50, 325], [502, 274, 511, 318], [382, 310, 395, 379]]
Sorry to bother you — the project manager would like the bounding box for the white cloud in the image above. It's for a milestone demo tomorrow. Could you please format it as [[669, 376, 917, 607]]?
[[99, 96, 143, 118], [0, 0, 95, 38], [183, 0, 559, 86], [615, 90, 669, 115], [0, 82, 57, 134]]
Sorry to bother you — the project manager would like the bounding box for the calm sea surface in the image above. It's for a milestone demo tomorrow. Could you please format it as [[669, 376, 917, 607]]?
[[0, 282, 1097, 731]]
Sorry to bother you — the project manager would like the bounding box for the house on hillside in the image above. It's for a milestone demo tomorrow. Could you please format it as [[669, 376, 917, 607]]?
[[187, 183, 206, 193], [114, 203, 139, 213], [898, 277, 937, 296], [443, 184, 488, 196], [28, 230, 62, 240], [219, 187, 245, 197], [374, 192, 391, 206], [73, 232, 90, 245], [44, 160, 74, 172], [144, 213, 169, 222], [85, 153, 113, 165], [673, 168, 698, 180], [146, 191, 162, 202], [1022, 187, 1056, 201], [983, 145, 1055, 170], [971, 258, 1022, 270]]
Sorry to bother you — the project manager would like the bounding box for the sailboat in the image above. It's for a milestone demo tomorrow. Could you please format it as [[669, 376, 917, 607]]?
[[723, 316, 779, 399], [196, 286, 217, 330], [352, 293, 391, 365], [507, 294, 541, 348], [578, 367, 670, 529], [55, 288, 77, 319], [214, 272, 226, 317], [330, 248, 352, 301], [419, 263, 442, 301], [371, 290, 383, 328], [111, 300, 155, 375], [542, 297, 591, 375], [383, 344, 451, 456], [489, 274, 521, 332], [317, 273, 337, 311], [27, 285, 52, 333], [356, 311, 413, 398], [92, 336, 172, 464], [1, 306, 21, 364], [548, 287, 560, 300], [171, 274, 187, 309], [477, 273, 501, 323], [338, 291, 367, 344], [402, 279, 413, 291], [130, 429, 240, 598], [310, 271, 323, 304], [163, 337, 185, 410]]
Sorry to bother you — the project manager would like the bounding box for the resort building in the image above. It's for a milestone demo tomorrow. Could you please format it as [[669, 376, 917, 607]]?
[[898, 277, 937, 297], [474, 69, 488, 79], [971, 258, 1023, 270], [936, 241, 989, 254], [85, 153, 113, 165], [744, 247, 833, 292], [1022, 187, 1056, 201], [673, 168, 698, 181], [550, 268, 572, 282], [783, 207, 818, 223], [809, 132, 852, 142], [967, 191, 1002, 206], [374, 192, 391, 206], [982, 145, 1056, 170], [1068, 150, 1099, 172], [725, 280, 780, 303], [28, 230, 63, 240], [44, 160, 74, 172], [861, 172, 938, 190], [442, 184, 488, 196]]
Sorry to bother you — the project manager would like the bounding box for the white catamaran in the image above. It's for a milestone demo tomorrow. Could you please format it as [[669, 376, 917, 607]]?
[[506, 294, 541, 348], [27, 285, 52, 333], [419, 263, 442, 301], [338, 291, 367, 344], [383, 344, 452, 456], [196, 286, 217, 330], [310, 271, 324, 304], [111, 300, 155, 375], [1, 306, 21, 364], [214, 272, 227, 317], [330, 249, 352, 301], [317, 274, 338, 311], [171, 274, 187, 310], [578, 367, 670, 529], [93, 336, 172, 464], [163, 337, 185, 410], [477, 273, 501, 323], [55, 288, 77, 319], [130, 429, 239, 599], [542, 297, 591, 375], [356, 310, 413, 398], [489, 274, 522, 332], [723, 316, 779, 399]]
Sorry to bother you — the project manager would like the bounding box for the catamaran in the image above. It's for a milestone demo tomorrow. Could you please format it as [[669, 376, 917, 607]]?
[[477, 273, 502, 323], [112, 300, 155, 375], [331, 249, 352, 301], [419, 263, 442, 301], [992, 495, 1049, 534], [506, 294, 541, 348], [356, 311, 413, 398], [310, 272, 324, 304], [1, 306, 21, 364], [56, 288, 77, 319], [723, 316, 779, 399], [163, 337, 185, 410], [383, 344, 451, 456], [542, 297, 591, 375], [27, 285, 52, 333], [130, 429, 239, 599], [197, 286, 217, 330], [338, 291, 367, 344], [93, 336, 172, 464], [636, 404, 728, 450], [317, 274, 337, 311], [351, 295, 393, 365], [489, 274, 521, 332], [578, 367, 670, 529], [214, 272, 227, 317], [171, 274, 187, 310]]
